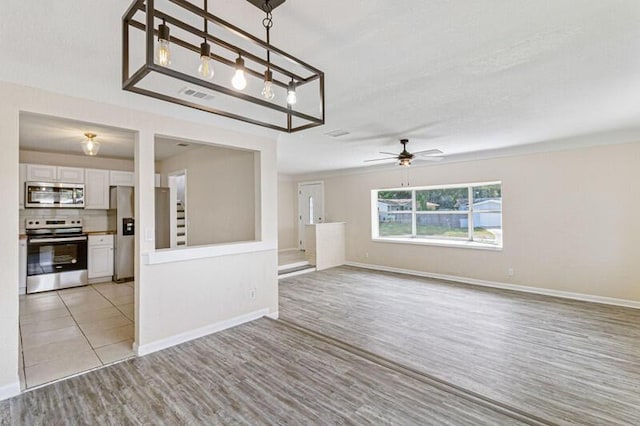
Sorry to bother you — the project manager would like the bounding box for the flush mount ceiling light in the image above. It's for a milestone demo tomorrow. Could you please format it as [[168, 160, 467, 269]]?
[[122, 0, 325, 133], [82, 132, 100, 156]]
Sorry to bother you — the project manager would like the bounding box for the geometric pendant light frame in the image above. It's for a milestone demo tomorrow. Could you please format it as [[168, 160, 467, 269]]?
[[122, 0, 325, 132]]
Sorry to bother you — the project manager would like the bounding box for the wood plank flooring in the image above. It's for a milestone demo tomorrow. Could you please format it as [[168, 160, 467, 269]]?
[[279, 266, 640, 425], [0, 319, 525, 425]]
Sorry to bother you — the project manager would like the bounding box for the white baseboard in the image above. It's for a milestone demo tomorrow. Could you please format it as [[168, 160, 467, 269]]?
[[266, 311, 279, 320], [0, 381, 21, 402], [345, 261, 640, 310], [135, 308, 270, 356]]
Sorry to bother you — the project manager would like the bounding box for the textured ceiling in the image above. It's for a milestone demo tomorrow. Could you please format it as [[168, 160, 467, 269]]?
[[3, 1, 640, 174]]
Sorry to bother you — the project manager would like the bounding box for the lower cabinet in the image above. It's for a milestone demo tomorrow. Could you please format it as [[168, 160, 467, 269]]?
[[88, 235, 114, 281]]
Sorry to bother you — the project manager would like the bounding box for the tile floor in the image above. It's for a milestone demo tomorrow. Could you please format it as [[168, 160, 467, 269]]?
[[18, 281, 136, 389]]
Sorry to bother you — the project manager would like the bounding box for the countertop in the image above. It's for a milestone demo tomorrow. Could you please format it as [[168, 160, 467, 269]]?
[[85, 230, 116, 236]]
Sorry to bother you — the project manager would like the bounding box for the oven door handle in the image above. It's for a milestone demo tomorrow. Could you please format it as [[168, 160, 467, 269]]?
[[29, 236, 87, 243]]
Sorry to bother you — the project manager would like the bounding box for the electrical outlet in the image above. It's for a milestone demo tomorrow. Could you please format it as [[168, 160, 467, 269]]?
[[249, 288, 256, 299], [507, 267, 514, 277], [365, 252, 369, 259]]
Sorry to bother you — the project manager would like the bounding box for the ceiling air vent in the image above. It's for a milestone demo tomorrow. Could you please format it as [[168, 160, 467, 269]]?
[[178, 87, 215, 101], [325, 129, 350, 138]]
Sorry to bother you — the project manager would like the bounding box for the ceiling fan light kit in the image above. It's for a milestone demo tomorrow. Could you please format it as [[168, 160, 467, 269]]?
[[122, 0, 325, 132]]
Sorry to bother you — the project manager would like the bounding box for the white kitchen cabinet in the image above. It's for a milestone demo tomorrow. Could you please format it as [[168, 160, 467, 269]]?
[[56, 166, 85, 183], [110, 170, 135, 186], [19, 163, 26, 209], [88, 235, 114, 281], [26, 164, 56, 182], [85, 168, 110, 209], [25, 164, 84, 183]]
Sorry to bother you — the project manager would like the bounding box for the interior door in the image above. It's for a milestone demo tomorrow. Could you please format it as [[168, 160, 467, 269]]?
[[298, 182, 324, 250]]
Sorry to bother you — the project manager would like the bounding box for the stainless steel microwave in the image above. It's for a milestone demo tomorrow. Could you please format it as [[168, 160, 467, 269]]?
[[25, 182, 85, 209]]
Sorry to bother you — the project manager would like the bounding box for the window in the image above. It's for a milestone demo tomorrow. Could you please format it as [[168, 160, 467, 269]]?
[[373, 182, 502, 248]]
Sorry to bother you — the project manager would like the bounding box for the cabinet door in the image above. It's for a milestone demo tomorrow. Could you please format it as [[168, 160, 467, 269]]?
[[57, 166, 85, 183], [85, 169, 110, 209], [88, 244, 114, 279], [19, 163, 26, 209], [26, 164, 56, 182], [110, 170, 135, 186]]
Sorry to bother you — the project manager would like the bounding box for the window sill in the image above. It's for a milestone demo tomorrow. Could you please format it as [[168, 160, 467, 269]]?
[[372, 237, 502, 251]]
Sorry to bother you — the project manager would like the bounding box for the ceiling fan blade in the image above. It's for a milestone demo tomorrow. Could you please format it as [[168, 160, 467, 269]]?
[[414, 156, 444, 162], [364, 157, 398, 163], [379, 151, 399, 156], [413, 149, 444, 156]]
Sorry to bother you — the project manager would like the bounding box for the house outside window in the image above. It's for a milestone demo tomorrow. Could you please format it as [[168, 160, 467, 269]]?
[[372, 182, 502, 249]]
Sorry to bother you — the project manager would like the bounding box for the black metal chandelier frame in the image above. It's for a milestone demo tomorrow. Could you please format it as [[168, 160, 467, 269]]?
[[122, 0, 325, 132]]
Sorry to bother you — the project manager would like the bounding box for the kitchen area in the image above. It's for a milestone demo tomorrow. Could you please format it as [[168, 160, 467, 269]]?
[[17, 113, 142, 389]]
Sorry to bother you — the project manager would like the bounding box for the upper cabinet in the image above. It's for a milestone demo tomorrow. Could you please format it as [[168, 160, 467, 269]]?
[[56, 167, 85, 183], [26, 164, 56, 182], [110, 170, 135, 186], [85, 169, 110, 210], [26, 164, 84, 183]]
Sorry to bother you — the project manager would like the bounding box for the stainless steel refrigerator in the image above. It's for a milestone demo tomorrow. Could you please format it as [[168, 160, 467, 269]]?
[[110, 186, 134, 282], [155, 187, 171, 249]]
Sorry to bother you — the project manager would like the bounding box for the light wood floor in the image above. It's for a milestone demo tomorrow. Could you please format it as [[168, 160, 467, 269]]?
[[3, 266, 639, 424], [1, 319, 526, 425], [279, 266, 640, 425]]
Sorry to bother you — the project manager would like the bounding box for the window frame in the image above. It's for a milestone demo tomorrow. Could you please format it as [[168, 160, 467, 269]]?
[[371, 181, 503, 250]]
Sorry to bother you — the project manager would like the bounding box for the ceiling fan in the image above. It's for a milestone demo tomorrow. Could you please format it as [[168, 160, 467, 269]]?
[[365, 139, 443, 167]]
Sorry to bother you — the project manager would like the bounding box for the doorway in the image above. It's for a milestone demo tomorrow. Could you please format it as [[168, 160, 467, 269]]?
[[297, 181, 324, 250], [167, 170, 188, 248]]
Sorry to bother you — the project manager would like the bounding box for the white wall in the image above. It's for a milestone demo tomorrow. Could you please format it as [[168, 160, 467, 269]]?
[[0, 82, 278, 400], [278, 175, 297, 250], [288, 142, 640, 303], [20, 150, 135, 171], [157, 144, 256, 246]]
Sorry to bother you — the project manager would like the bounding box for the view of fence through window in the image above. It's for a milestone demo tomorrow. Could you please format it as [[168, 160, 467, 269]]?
[[375, 182, 502, 246]]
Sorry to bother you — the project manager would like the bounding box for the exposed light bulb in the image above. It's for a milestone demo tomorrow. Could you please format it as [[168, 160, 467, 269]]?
[[231, 56, 247, 90], [261, 70, 275, 100], [197, 42, 214, 79], [286, 80, 297, 105], [399, 158, 411, 167], [155, 21, 171, 67]]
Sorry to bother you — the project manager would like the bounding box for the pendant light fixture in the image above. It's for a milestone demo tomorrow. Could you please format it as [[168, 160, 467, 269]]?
[[286, 79, 297, 105], [155, 19, 171, 67], [260, 1, 276, 100], [82, 133, 100, 156], [231, 55, 247, 90], [197, 0, 214, 79], [123, 0, 325, 133]]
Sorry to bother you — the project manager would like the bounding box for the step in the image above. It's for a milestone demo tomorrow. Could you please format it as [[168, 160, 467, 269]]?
[[277, 260, 310, 272], [278, 264, 316, 279]]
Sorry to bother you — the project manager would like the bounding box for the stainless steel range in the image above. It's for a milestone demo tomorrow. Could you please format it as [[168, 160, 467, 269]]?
[[26, 217, 88, 294]]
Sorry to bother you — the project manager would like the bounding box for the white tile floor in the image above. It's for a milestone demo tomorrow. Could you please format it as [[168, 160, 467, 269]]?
[[18, 281, 136, 389]]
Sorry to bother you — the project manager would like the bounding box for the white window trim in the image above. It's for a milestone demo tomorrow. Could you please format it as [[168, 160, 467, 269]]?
[[371, 181, 503, 250]]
